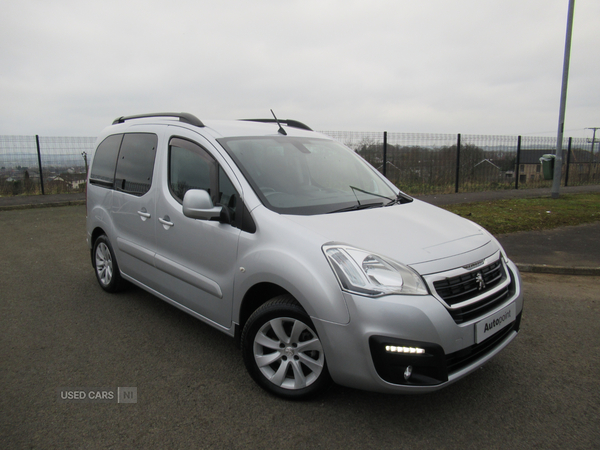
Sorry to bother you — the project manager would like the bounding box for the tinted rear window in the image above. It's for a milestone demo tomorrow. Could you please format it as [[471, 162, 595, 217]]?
[[89, 134, 123, 187], [114, 133, 158, 196]]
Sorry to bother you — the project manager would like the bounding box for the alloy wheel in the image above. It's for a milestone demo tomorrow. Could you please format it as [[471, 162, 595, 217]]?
[[253, 317, 325, 390]]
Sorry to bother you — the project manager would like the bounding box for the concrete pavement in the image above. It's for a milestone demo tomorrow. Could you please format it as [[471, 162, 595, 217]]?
[[1, 205, 597, 448]]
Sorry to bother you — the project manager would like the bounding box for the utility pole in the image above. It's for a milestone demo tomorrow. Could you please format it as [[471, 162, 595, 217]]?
[[551, 0, 576, 199], [586, 127, 599, 163]]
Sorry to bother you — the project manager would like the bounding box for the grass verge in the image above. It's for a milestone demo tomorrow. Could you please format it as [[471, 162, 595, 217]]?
[[441, 193, 600, 235]]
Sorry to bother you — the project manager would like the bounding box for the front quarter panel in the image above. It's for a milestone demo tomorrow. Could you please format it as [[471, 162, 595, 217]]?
[[233, 208, 350, 325]]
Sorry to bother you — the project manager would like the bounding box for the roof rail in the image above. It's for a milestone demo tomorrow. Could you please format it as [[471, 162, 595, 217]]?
[[112, 112, 204, 127], [240, 118, 313, 131]]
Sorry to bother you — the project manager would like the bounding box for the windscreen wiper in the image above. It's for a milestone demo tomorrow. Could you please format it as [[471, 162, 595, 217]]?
[[349, 185, 394, 203], [385, 192, 414, 206], [328, 202, 384, 214]]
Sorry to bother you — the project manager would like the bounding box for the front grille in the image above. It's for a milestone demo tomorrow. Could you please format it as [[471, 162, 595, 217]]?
[[448, 285, 510, 324], [434, 260, 504, 305], [432, 259, 512, 324]]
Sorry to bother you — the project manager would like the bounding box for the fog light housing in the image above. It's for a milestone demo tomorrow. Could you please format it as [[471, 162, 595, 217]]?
[[369, 336, 448, 386]]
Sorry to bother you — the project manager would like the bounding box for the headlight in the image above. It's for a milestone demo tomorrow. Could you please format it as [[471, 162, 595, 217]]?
[[323, 244, 428, 297]]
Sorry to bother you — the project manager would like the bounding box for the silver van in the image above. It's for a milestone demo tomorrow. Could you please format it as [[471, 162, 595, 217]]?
[[86, 113, 523, 399]]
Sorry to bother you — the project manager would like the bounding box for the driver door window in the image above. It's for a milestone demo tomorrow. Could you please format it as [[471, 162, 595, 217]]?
[[169, 137, 238, 222], [169, 138, 217, 203]]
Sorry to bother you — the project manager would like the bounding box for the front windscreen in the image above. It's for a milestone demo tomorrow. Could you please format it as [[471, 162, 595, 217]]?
[[218, 136, 399, 215]]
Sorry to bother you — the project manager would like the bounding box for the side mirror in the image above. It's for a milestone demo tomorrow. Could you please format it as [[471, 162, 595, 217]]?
[[182, 189, 222, 220]]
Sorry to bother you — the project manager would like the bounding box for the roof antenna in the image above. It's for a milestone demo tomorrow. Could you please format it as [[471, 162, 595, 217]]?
[[270, 109, 287, 135]]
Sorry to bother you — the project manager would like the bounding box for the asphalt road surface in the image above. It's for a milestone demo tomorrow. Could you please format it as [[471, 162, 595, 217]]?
[[1, 206, 598, 449]]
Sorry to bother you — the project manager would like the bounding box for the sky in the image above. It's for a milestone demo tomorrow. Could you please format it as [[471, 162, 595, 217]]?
[[1, 0, 598, 139]]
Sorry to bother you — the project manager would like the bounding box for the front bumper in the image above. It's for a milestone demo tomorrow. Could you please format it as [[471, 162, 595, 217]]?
[[312, 260, 523, 393]]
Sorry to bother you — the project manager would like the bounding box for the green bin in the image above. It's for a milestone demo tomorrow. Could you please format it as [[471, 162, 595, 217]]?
[[539, 154, 555, 180]]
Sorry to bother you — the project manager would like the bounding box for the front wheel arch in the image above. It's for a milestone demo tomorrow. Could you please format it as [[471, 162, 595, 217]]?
[[236, 282, 290, 344]]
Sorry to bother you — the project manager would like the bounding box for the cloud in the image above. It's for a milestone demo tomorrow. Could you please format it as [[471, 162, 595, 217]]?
[[0, 0, 598, 138]]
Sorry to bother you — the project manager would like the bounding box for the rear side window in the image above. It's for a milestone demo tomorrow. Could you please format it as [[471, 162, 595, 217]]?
[[89, 134, 123, 187], [114, 133, 158, 196]]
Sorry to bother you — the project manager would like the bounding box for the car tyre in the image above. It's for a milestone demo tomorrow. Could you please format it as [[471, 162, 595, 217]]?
[[93, 235, 125, 293], [241, 295, 332, 399]]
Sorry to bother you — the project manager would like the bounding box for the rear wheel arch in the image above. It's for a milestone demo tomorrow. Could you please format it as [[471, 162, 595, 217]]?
[[92, 232, 126, 293], [90, 227, 107, 264]]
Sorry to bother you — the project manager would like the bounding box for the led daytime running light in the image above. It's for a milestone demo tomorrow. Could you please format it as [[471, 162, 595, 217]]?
[[385, 345, 426, 355]]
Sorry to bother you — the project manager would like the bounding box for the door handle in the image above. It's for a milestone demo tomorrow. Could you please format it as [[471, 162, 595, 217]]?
[[137, 209, 151, 221], [159, 216, 174, 228]]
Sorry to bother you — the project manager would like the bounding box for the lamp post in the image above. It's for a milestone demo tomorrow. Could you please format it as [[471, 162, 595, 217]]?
[[551, 0, 576, 199]]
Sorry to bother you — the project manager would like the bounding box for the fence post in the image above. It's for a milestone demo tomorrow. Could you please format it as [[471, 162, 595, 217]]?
[[565, 137, 572, 187], [382, 131, 387, 177], [455, 134, 461, 193], [515, 136, 521, 189], [82, 152, 88, 175], [35, 135, 45, 195]]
